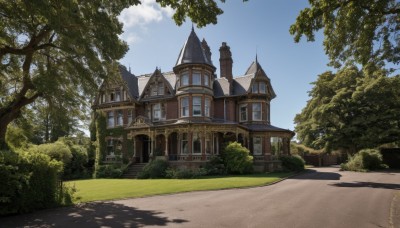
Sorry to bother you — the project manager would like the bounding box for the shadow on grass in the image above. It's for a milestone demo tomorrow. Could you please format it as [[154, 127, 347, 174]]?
[[0, 202, 188, 227], [289, 169, 342, 180], [330, 182, 400, 190]]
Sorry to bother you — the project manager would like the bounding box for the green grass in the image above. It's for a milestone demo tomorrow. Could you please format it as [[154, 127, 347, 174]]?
[[68, 172, 292, 203]]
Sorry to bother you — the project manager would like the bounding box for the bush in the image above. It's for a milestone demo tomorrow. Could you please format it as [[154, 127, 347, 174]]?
[[222, 142, 253, 174], [204, 156, 226, 175], [137, 159, 169, 179], [165, 168, 207, 179], [63, 145, 90, 180], [341, 149, 386, 171], [0, 150, 74, 215], [94, 164, 123, 178], [280, 155, 305, 171]]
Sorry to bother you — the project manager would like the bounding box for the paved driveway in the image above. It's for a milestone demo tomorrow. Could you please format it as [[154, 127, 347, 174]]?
[[1, 167, 400, 228]]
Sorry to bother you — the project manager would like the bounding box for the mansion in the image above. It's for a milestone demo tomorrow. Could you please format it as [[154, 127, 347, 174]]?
[[93, 28, 294, 172]]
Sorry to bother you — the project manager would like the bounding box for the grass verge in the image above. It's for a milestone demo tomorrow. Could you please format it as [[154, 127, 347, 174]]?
[[68, 172, 292, 203]]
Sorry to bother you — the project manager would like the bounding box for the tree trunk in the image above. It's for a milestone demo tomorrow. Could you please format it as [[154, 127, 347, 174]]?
[[0, 113, 16, 150]]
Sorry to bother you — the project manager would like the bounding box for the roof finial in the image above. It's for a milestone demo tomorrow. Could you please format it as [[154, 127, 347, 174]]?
[[256, 45, 258, 63], [191, 23, 194, 32]]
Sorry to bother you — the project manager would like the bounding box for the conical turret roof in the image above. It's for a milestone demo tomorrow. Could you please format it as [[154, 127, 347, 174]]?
[[175, 28, 214, 67]]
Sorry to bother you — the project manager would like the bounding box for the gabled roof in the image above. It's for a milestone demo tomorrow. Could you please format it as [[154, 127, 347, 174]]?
[[175, 28, 214, 68], [139, 68, 175, 99]]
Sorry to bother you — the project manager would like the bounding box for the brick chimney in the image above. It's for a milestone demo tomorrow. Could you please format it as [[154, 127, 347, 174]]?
[[219, 42, 233, 84]]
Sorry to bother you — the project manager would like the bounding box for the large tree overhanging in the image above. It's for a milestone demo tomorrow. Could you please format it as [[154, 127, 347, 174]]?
[[290, 0, 400, 69], [0, 0, 233, 150], [294, 66, 400, 153]]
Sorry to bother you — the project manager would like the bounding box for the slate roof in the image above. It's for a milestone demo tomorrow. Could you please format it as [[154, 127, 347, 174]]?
[[119, 66, 139, 99], [243, 124, 294, 134], [233, 74, 253, 96], [213, 78, 230, 97], [175, 28, 214, 68]]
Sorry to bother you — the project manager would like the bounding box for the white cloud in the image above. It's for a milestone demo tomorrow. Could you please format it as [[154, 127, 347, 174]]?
[[118, 0, 174, 29]]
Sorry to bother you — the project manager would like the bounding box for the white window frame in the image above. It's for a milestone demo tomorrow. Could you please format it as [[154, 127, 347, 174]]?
[[116, 110, 123, 126], [240, 104, 247, 122], [252, 103, 262, 121], [181, 133, 189, 154], [192, 132, 201, 154], [192, 96, 202, 116], [181, 73, 189, 86], [193, 72, 201, 85], [107, 111, 114, 128], [181, 97, 189, 117], [153, 103, 161, 121], [205, 97, 210, 117], [253, 137, 262, 155]]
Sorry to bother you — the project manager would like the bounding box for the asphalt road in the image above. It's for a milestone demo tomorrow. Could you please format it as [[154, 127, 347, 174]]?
[[1, 167, 400, 228]]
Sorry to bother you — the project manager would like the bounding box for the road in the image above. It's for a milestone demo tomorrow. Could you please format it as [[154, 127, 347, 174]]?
[[1, 167, 400, 228]]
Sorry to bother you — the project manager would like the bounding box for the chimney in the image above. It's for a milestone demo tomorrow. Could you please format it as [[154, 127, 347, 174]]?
[[219, 42, 233, 93]]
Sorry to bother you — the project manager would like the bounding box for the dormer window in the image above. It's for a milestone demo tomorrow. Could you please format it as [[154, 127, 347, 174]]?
[[259, 82, 266, 94], [157, 82, 164, 95], [116, 91, 121, 101], [181, 73, 189, 86], [193, 72, 201, 85], [252, 82, 266, 94]]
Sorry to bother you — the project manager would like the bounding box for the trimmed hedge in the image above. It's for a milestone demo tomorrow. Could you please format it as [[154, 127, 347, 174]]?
[[280, 155, 305, 171], [0, 150, 74, 215]]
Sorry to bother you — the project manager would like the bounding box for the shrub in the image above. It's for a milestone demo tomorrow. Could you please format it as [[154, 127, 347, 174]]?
[[280, 155, 305, 171], [204, 156, 226, 175], [63, 145, 90, 180], [222, 142, 253, 174], [341, 149, 386, 171], [94, 164, 123, 178], [165, 168, 207, 179], [0, 150, 74, 215], [137, 159, 169, 179]]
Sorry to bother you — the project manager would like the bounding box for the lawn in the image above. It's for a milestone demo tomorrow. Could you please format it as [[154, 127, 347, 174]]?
[[68, 172, 292, 203]]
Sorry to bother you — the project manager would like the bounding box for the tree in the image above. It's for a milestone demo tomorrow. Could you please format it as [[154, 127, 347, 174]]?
[[294, 65, 400, 153], [290, 0, 400, 69], [0, 0, 230, 149]]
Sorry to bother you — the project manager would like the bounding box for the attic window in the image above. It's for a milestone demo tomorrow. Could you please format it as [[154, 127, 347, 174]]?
[[252, 82, 266, 94], [259, 82, 266, 94], [157, 82, 164, 95], [252, 83, 258, 93]]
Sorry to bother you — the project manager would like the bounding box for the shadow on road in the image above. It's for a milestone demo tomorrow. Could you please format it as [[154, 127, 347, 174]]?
[[330, 182, 400, 190], [0, 201, 188, 227], [290, 169, 342, 180]]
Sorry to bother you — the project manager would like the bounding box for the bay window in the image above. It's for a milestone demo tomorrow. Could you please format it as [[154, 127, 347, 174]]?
[[192, 133, 201, 154], [181, 73, 189, 86], [181, 133, 189, 154], [181, 97, 189, 117], [193, 72, 201, 85], [240, 104, 247, 122], [252, 103, 262, 121], [205, 97, 210, 117], [253, 137, 262, 155], [193, 96, 202, 116]]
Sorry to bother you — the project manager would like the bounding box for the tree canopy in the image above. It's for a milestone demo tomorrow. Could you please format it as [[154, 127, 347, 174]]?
[[290, 0, 400, 69], [294, 66, 400, 153], [0, 0, 230, 149]]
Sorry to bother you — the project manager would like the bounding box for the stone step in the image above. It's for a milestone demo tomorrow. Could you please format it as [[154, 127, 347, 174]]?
[[122, 163, 148, 178]]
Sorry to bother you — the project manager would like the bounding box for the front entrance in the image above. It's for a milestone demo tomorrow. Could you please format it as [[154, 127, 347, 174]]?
[[136, 135, 151, 163]]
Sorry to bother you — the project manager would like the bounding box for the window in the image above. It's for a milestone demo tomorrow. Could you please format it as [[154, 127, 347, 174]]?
[[193, 72, 201, 85], [181, 97, 189, 117], [181, 73, 189, 86], [110, 92, 115, 102], [253, 137, 262, 155], [252, 83, 258, 93], [271, 137, 283, 156], [193, 96, 202, 116], [205, 97, 210, 117], [101, 94, 105, 103], [193, 133, 201, 154], [158, 82, 164, 95], [240, 104, 247, 122], [153, 103, 161, 121], [107, 111, 114, 127], [127, 109, 133, 125], [205, 134, 211, 154], [204, 74, 209, 86], [259, 82, 266, 94], [151, 86, 157, 96], [116, 110, 123, 126], [107, 139, 114, 155], [252, 103, 262, 121], [181, 133, 189, 154], [116, 90, 121, 101]]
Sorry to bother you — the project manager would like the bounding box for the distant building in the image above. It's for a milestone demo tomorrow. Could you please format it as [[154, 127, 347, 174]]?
[[93, 28, 294, 172]]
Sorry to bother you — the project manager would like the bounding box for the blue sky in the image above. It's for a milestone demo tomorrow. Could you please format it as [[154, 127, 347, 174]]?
[[117, 0, 332, 133]]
